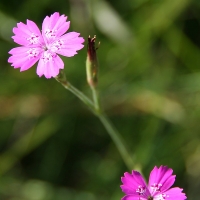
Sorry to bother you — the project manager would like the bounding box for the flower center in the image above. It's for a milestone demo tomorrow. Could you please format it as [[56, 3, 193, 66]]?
[[27, 33, 39, 44], [27, 48, 40, 59], [136, 185, 146, 196]]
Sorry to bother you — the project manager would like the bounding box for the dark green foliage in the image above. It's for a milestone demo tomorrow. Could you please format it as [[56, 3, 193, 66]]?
[[0, 0, 199, 199]]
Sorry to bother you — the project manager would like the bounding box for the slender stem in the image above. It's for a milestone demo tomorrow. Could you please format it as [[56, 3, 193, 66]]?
[[55, 71, 95, 113], [97, 114, 134, 170], [55, 74, 135, 170], [91, 86, 100, 113], [67, 82, 95, 112], [90, 86, 134, 170]]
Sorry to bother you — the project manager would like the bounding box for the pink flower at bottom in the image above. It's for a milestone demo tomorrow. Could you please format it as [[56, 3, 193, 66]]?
[[121, 166, 187, 200], [8, 12, 84, 78]]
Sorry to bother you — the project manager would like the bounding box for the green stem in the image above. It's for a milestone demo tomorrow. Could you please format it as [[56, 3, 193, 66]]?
[[90, 86, 134, 170], [55, 71, 95, 113], [55, 73, 135, 170], [67, 82, 95, 112], [97, 114, 134, 170], [91, 86, 100, 113]]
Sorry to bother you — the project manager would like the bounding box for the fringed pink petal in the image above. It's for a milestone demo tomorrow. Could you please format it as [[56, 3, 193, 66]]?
[[153, 188, 187, 200], [122, 195, 146, 200], [148, 166, 175, 195], [42, 12, 70, 44], [36, 51, 64, 78], [12, 20, 43, 47], [8, 47, 41, 71], [51, 32, 84, 57], [121, 171, 150, 198]]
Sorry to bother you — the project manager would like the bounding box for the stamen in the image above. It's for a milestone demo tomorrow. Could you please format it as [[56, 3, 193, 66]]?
[[27, 33, 39, 44], [151, 183, 162, 192], [154, 193, 169, 200], [136, 185, 146, 195], [50, 39, 64, 52], [41, 51, 57, 63], [45, 29, 57, 39], [27, 48, 40, 59]]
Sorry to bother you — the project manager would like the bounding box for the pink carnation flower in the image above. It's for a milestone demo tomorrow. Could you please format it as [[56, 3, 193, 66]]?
[[8, 12, 84, 78], [121, 166, 187, 200]]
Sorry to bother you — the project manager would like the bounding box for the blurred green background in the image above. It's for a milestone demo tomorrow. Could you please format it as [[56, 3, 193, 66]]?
[[0, 0, 200, 199]]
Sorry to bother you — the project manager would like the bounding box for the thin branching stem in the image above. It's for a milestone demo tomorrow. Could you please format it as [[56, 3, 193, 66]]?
[[55, 74, 135, 170]]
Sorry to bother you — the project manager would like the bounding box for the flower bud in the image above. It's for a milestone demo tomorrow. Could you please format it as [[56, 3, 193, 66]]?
[[86, 35, 99, 87]]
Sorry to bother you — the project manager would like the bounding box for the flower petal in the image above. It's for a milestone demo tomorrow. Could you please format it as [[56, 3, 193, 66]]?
[[42, 12, 70, 44], [8, 47, 41, 71], [12, 20, 44, 47], [121, 171, 150, 198], [36, 51, 64, 78], [51, 32, 84, 57], [154, 187, 187, 200], [148, 166, 176, 195], [122, 195, 147, 200]]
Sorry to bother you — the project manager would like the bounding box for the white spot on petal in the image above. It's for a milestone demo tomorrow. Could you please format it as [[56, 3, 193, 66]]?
[[27, 33, 40, 44], [27, 48, 40, 59], [41, 51, 57, 64], [136, 185, 146, 196], [45, 29, 57, 39], [151, 183, 162, 192], [154, 193, 169, 200], [50, 39, 64, 52]]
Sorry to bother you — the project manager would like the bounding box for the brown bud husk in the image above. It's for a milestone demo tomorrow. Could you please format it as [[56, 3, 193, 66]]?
[[86, 35, 99, 87]]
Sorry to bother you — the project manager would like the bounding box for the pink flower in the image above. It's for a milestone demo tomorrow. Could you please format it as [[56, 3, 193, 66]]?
[[121, 166, 187, 200], [8, 12, 84, 78]]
